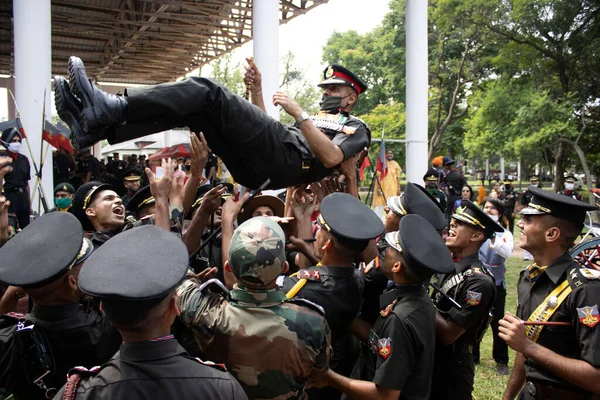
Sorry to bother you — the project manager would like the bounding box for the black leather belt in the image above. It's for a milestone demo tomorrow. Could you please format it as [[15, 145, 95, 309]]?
[[4, 187, 26, 193], [526, 380, 599, 400]]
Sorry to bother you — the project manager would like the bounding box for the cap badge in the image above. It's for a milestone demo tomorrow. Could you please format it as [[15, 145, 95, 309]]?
[[325, 66, 334, 79]]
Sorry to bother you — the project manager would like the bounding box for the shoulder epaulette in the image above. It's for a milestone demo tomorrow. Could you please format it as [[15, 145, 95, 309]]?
[[286, 297, 326, 316], [568, 267, 600, 289], [297, 269, 321, 281], [194, 357, 228, 372], [63, 367, 102, 400], [67, 365, 102, 379]]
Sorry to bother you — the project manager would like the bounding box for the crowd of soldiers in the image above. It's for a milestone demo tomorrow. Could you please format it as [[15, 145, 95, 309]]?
[[0, 57, 598, 400]]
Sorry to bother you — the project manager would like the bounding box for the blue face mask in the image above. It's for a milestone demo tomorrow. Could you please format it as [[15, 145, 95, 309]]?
[[55, 197, 72, 210]]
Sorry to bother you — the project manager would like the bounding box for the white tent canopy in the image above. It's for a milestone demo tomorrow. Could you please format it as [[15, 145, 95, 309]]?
[[100, 129, 190, 160]]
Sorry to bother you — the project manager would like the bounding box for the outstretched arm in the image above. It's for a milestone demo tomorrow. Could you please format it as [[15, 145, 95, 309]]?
[[244, 58, 267, 113]]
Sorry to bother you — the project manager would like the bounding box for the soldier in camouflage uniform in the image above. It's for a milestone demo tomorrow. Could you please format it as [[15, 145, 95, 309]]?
[[176, 216, 331, 400]]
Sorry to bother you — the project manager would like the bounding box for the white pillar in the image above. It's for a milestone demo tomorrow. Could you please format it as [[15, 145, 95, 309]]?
[[535, 163, 540, 175], [517, 159, 521, 181], [14, 0, 52, 214], [253, 0, 279, 120], [500, 157, 505, 178], [405, 0, 428, 183], [485, 159, 490, 179]]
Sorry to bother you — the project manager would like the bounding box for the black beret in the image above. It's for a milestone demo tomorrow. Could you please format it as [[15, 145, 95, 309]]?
[[318, 193, 383, 241], [386, 183, 447, 231], [520, 187, 596, 224], [78, 225, 188, 301], [126, 185, 154, 214], [452, 200, 503, 238], [318, 64, 367, 95], [0, 212, 83, 288], [72, 181, 114, 231], [384, 214, 454, 274]]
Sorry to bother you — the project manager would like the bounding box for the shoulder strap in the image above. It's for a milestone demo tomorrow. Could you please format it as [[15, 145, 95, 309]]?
[[62, 366, 101, 400], [286, 297, 325, 315], [525, 279, 572, 342], [286, 278, 307, 299]]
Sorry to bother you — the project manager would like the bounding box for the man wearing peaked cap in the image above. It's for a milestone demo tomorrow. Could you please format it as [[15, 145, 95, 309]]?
[[318, 214, 454, 399], [559, 173, 583, 201], [71, 159, 184, 248], [55, 56, 370, 190], [281, 192, 383, 400], [430, 200, 501, 400], [359, 182, 449, 326], [52, 225, 247, 399], [1, 126, 32, 229], [500, 188, 600, 399], [0, 212, 121, 400], [125, 184, 154, 219], [120, 168, 142, 207], [176, 217, 331, 399]]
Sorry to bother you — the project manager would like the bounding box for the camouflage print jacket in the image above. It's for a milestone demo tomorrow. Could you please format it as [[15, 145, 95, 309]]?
[[176, 279, 331, 400]]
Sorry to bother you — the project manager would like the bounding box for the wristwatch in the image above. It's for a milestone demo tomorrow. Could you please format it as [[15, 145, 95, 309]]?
[[296, 111, 310, 125]]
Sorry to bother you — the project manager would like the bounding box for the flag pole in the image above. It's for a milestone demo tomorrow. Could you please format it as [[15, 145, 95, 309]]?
[[8, 89, 49, 213], [375, 124, 387, 204]]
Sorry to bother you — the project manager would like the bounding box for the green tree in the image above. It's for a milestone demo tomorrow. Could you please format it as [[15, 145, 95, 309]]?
[[278, 51, 321, 125]]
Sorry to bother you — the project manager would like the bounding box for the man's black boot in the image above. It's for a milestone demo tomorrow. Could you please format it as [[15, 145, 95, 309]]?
[[67, 56, 128, 134], [54, 76, 114, 149]]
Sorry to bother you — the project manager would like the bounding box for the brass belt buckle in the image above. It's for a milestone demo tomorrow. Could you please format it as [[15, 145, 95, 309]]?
[[301, 160, 311, 170]]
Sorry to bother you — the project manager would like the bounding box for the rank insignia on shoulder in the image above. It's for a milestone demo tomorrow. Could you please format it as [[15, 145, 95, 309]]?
[[577, 305, 600, 328], [68, 365, 102, 378], [464, 269, 474, 277], [5, 312, 25, 319], [380, 298, 398, 317], [466, 291, 482, 306], [298, 269, 321, 281], [378, 338, 392, 360], [580, 268, 600, 280], [342, 125, 357, 135], [195, 357, 228, 372], [363, 257, 381, 274], [471, 267, 482, 274]]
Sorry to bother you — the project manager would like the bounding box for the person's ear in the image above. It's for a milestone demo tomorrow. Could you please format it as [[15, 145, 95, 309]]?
[[545, 226, 561, 243], [347, 92, 358, 107], [67, 274, 78, 292], [282, 261, 290, 275], [470, 230, 485, 243], [170, 294, 180, 317], [85, 207, 96, 218], [322, 239, 333, 251], [99, 301, 104, 313], [391, 261, 402, 274]]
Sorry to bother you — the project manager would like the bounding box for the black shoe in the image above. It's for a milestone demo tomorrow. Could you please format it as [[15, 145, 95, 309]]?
[[67, 56, 128, 134], [496, 363, 510, 376], [54, 76, 106, 149]]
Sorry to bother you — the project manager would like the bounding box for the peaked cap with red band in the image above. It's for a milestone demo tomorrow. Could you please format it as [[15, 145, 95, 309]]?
[[318, 64, 368, 95]]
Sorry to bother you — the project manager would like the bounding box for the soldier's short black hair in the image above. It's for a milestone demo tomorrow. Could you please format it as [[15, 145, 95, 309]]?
[[102, 293, 172, 331]]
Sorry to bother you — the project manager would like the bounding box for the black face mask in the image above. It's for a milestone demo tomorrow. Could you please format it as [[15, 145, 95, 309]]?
[[427, 182, 437, 190], [319, 95, 343, 113], [185, 165, 191, 171]]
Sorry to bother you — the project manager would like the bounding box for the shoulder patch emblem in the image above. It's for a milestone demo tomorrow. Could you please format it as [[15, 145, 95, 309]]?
[[378, 338, 392, 360], [298, 269, 321, 281], [380, 298, 398, 317], [195, 357, 228, 371], [463, 269, 473, 277], [471, 267, 482, 274], [466, 291, 482, 306], [342, 125, 357, 135], [577, 305, 600, 328]]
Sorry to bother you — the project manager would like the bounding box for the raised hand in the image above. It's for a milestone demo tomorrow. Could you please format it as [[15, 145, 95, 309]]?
[[189, 132, 208, 178]]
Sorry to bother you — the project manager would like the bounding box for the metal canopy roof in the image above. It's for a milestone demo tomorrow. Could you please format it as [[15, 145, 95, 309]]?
[[0, 0, 327, 84]]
